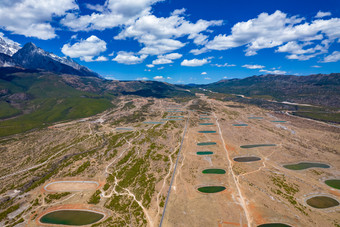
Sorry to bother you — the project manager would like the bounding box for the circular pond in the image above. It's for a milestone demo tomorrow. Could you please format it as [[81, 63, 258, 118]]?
[[202, 169, 226, 174], [198, 130, 217, 133], [199, 123, 214, 125], [248, 117, 263, 119], [40, 210, 104, 226], [233, 156, 261, 162], [197, 186, 226, 193], [306, 196, 339, 209], [197, 142, 216, 146], [325, 179, 340, 190], [257, 224, 291, 227], [233, 124, 248, 126], [197, 151, 213, 155], [240, 144, 276, 148], [283, 162, 330, 170]]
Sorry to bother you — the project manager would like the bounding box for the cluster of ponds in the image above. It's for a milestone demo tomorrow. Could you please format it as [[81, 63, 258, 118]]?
[[196, 113, 227, 194], [241, 115, 340, 214]]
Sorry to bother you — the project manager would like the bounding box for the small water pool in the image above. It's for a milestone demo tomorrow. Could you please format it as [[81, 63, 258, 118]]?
[[306, 196, 339, 209], [240, 144, 276, 148], [199, 123, 214, 125], [197, 142, 216, 146], [283, 162, 330, 170], [232, 124, 248, 126], [198, 131, 217, 133], [233, 157, 261, 162], [248, 117, 263, 119], [202, 169, 226, 174], [257, 224, 291, 227], [197, 186, 226, 193], [197, 151, 214, 155], [324, 179, 340, 190], [40, 210, 104, 226]]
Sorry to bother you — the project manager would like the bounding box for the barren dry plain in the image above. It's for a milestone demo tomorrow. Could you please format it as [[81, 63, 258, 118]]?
[[0, 95, 339, 227]]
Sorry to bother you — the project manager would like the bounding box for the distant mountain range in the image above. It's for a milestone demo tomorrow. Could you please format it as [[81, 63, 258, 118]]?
[[199, 74, 340, 108], [0, 38, 99, 78]]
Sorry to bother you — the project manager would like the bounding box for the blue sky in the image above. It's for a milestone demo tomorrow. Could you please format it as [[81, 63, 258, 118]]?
[[0, 0, 340, 84]]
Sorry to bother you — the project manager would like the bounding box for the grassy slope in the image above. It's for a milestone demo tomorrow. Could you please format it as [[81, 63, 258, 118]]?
[[0, 72, 113, 137]]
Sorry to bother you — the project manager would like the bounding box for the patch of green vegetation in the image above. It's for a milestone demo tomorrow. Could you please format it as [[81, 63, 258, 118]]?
[[0, 101, 21, 119], [45, 192, 71, 204], [122, 101, 135, 110], [103, 183, 110, 191], [293, 111, 340, 124], [270, 174, 307, 215], [0, 203, 20, 221], [71, 160, 91, 176], [88, 190, 101, 204], [0, 97, 112, 137]]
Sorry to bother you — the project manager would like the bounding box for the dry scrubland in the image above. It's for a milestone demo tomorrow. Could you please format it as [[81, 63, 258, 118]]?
[[0, 95, 339, 227]]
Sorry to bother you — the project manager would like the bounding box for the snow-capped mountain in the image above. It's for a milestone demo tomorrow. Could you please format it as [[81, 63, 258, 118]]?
[[0, 34, 21, 56], [10, 42, 100, 77], [0, 53, 18, 67]]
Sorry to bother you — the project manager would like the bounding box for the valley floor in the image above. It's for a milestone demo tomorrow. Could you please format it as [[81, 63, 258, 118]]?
[[0, 95, 339, 227]]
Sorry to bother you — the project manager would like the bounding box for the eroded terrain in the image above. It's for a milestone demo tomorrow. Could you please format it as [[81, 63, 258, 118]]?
[[0, 95, 339, 227]]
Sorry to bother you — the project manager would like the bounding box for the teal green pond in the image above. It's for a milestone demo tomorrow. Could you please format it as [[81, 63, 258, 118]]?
[[143, 121, 164, 124], [198, 131, 217, 133], [197, 142, 216, 146], [200, 118, 210, 120], [325, 179, 340, 190], [271, 121, 287, 123], [233, 124, 248, 126], [240, 144, 276, 148], [199, 123, 214, 125], [197, 151, 214, 155], [40, 210, 104, 226], [197, 186, 226, 193], [257, 224, 291, 227], [283, 162, 330, 170], [202, 169, 226, 174]]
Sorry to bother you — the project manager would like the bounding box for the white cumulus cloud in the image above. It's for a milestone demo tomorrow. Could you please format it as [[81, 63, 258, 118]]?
[[259, 69, 287, 74], [204, 10, 340, 61], [212, 63, 236, 67], [62, 35, 107, 62], [322, 51, 340, 63], [0, 0, 78, 39], [61, 0, 164, 31], [242, 64, 265, 69], [315, 11, 331, 18], [201, 72, 207, 75], [153, 76, 164, 80], [115, 9, 222, 55], [181, 58, 209, 66], [113, 51, 147, 65], [152, 58, 173, 65]]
